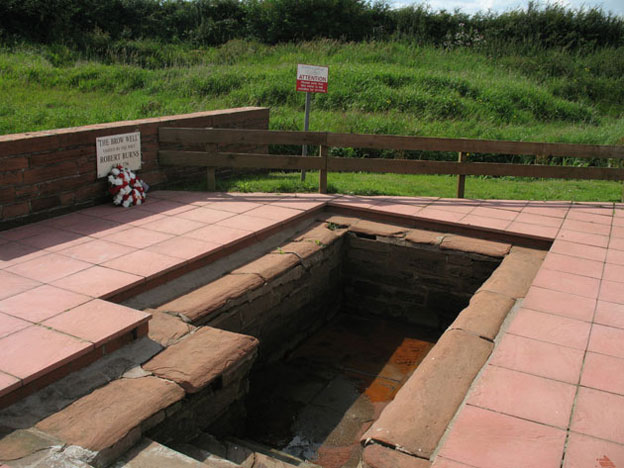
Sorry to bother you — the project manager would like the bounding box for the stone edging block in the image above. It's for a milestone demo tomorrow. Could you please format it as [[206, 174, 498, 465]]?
[[477, 246, 545, 299], [362, 443, 432, 468], [142, 327, 259, 394], [35, 376, 184, 462], [362, 329, 493, 458], [448, 290, 515, 341], [156, 273, 264, 323], [440, 235, 511, 257]]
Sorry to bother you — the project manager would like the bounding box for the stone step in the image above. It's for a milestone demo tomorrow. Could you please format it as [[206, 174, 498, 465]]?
[[225, 437, 321, 468], [111, 438, 215, 468]]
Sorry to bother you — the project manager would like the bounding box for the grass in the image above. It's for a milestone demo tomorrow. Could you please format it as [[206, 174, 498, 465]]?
[[2, 41, 623, 144], [168, 171, 623, 202], [1, 40, 623, 201]]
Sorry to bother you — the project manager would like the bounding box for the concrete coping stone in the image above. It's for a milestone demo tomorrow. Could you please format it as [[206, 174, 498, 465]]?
[[362, 329, 493, 458], [36, 376, 185, 455], [142, 326, 259, 394]]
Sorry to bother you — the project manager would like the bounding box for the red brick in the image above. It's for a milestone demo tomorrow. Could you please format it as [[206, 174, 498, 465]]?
[[31, 195, 60, 212], [38, 176, 88, 196], [74, 181, 107, 200], [0, 187, 14, 204], [59, 192, 75, 206], [14, 185, 38, 200], [0, 156, 28, 171], [2, 202, 29, 219], [29, 146, 92, 167], [0, 172, 23, 185], [23, 161, 78, 185]]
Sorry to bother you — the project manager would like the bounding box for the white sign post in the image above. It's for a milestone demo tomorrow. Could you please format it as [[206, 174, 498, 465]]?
[[96, 132, 142, 178], [296, 64, 328, 181]]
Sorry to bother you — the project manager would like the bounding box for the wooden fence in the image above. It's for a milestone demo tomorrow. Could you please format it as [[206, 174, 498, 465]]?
[[158, 128, 624, 198]]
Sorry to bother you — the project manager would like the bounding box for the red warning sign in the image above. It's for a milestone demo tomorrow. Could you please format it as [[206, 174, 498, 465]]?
[[296, 64, 328, 93]]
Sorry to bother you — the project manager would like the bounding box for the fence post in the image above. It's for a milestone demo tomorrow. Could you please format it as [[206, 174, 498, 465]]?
[[205, 144, 217, 191], [456, 151, 466, 198], [319, 145, 328, 194]]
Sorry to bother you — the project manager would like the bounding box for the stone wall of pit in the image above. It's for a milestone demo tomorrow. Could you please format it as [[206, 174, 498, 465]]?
[[343, 230, 503, 333], [156, 222, 347, 364]]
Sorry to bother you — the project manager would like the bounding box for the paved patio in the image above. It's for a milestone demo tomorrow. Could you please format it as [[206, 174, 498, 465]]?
[[0, 191, 623, 467]]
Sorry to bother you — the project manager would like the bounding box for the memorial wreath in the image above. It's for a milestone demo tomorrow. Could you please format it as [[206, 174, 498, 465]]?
[[107, 165, 147, 207]]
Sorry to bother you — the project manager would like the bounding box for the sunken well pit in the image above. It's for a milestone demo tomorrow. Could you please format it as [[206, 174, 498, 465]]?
[[133, 215, 546, 468]]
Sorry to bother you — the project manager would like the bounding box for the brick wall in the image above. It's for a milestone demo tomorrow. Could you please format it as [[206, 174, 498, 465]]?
[[343, 233, 502, 333], [0, 107, 269, 229]]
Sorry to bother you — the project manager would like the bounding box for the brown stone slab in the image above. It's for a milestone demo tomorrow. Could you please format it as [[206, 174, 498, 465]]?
[[478, 246, 544, 299], [295, 223, 344, 245], [405, 229, 445, 246], [146, 310, 195, 347], [114, 438, 207, 467], [349, 220, 409, 238], [143, 327, 258, 393], [156, 273, 264, 323], [362, 330, 493, 458], [0, 428, 62, 463], [36, 376, 184, 452], [274, 240, 322, 262], [363, 444, 431, 468], [232, 252, 300, 282], [440, 235, 511, 257], [449, 291, 515, 341]]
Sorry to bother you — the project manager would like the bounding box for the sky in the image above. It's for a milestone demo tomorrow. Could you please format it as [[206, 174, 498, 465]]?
[[390, 0, 624, 17]]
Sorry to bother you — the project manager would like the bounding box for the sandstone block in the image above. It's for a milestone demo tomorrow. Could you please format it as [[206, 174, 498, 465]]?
[[112, 438, 206, 467], [363, 444, 431, 468], [405, 229, 445, 246], [0, 428, 62, 463], [36, 377, 184, 453], [478, 247, 543, 299], [157, 274, 264, 323], [143, 327, 258, 393], [232, 252, 300, 282], [449, 290, 515, 341], [362, 329, 492, 458], [350, 220, 409, 238], [146, 310, 194, 347], [295, 223, 342, 245], [440, 236, 511, 258]]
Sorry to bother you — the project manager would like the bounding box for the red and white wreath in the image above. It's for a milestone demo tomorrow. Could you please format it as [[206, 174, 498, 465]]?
[[107, 165, 147, 207]]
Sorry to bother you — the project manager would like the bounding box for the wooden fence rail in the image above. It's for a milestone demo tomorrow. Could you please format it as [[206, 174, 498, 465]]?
[[158, 128, 624, 198]]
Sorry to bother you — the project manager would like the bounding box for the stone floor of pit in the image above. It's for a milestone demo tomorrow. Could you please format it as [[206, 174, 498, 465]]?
[[245, 315, 436, 467]]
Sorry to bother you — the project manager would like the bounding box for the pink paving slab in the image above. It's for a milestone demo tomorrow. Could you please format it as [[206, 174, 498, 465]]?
[[42, 299, 150, 347], [5, 253, 93, 283], [0, 285, 91, 323], [581, 352, 624, 396], [489, 333, 585, 384], [587, 324, 624, 359], [467, 365, 576, 428], [563, 433, 624, 468], [0, 325, 92, 382], [0, 270, 41, 301], [522, 286, 596, 322], [507, 308, 592, 350], [571, 387, 624, 445], [438, 406, 567, 468], [101, 249, 181, 278], [594, 301, 624, 329], [541, 252, 604, 279]]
